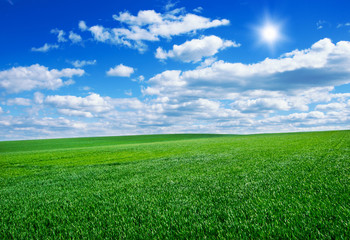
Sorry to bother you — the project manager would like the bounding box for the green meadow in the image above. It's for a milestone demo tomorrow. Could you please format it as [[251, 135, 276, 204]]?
[[0, 131, 349, 239]]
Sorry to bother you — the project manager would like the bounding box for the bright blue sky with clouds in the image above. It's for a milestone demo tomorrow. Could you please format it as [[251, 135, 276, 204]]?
[[1, 0, 350, 140]]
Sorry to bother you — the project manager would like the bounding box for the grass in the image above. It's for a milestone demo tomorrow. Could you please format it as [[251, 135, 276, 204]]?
[[0, 131, 349, 239]]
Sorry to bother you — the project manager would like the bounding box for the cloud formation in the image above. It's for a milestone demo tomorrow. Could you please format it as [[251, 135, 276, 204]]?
[[80, 9, 229, 51], [0, 64, 84, 93], [107, 64, 135, 77], [51, 29, 67, 42], [31, 43, 59, 52], [45, 93, 114, 118], [145, 38, 350, 99], [155, 35, 240, 62], [6, 98, 32, 106], [69, 31, 82, 43], [69, 59, 96, 68]]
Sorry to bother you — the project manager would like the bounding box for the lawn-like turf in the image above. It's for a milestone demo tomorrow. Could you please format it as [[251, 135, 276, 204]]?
[[0, 131, 349, 239]]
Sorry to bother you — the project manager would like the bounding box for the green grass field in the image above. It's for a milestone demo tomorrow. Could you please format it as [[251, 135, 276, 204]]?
[[1, 131, 349, 239]]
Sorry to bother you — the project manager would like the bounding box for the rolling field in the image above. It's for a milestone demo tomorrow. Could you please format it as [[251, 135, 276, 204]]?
[[0, 131, 349, 239]]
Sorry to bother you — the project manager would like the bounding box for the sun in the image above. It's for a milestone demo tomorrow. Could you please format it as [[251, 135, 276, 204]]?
[[253, 14, 285, 51], [260, 24, 279, 44]]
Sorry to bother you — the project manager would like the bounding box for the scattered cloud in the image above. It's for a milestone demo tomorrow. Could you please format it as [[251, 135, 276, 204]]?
[[69, 31, 82, 43], [51, 29, 67, 42], [198, 57, 217, 68], [80, 86, 92, 91], [79, 20, 88, 31], [78, 9, 230, 51], [31, 43, 59, 52], [316, 20, 332, 30], [34, 92, 44, 104], [6, 98, 32, 106], [107, 64, 135, 77], [146, 38, 350, 100], [138, 75, 145, 82], [45, 93, 114, 117], [89, 25, 112, 42], [337, 22, 350, 28], [0, 64, 84, 93], [69, 59, 96, 68], [124, 89, 132, 96], [155, 35, 240, 62], [193, 7, 203, 13], [164, 1, 178, 11], [315, 101, 349, 111]]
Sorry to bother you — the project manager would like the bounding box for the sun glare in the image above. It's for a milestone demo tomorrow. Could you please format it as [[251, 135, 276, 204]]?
[[253, 14, 285, 51], [261, 24, 279, 44]]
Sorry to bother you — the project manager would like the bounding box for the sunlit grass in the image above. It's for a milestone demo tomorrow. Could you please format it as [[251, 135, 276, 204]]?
[[1, 131, 349, 238]]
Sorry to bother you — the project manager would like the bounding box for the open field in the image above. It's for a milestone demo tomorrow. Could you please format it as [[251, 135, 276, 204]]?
[[0, 131, 349, 239]]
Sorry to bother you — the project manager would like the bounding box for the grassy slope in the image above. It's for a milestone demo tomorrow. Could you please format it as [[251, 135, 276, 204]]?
[[0, 131, 349, 239]]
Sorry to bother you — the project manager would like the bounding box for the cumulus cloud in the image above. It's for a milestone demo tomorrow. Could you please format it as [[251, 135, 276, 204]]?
[[89, 25, 112, 42], [6, 98, 32, 106], [146, 38, 350, 99], [3, 38, 350, 140], [69, 31, 82, 43], [31, 43, 59, 52], [51, 29, 67, 42], [45, 93, 114, 117], [69, 59, 96, 68], [81, 9, 229, 51], [43, 93, 145, 119], [315, 102, 349, 111], [231, 98, 290, 113], [79, 20, 88, 31], [0, 64, 84, 93], [155, 35, 240, 62], [107, 64, 134, 77], [113, 10, 163, 26]]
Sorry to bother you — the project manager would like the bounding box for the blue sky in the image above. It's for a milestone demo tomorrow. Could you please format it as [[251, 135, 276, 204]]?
[[1, 0, 350, 140]]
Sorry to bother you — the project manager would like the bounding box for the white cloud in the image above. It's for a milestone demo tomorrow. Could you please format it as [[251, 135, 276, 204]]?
[[89, 25, 112, 42], [69, 31, 82, 43], [79, 20, 88, 31], [316, 20, 327, 30], [3, 38, 350, 140], [193, 7, 203, 13], [0, 64, 84, 93], [69, 59, 96, 68], [31, 43, 59, 52], [0, 107, 3, 114], [315, 102, 348, 111], [164, 1, 177, 11], [83, 9, 229, 51], [7, 98, 31, 106], [231, 98, 290, 113], [34, 92, 44, 104], [147, 13, 229, 38], [138, 75, 145, 82], [113, 10, 163, 26], [146, 38, 350, 99], [107, 64, 134, 77], [155, 35, 240, 62], [57, 109, 94, 118], [51, 29, 67, 42], [337, 22, 350, 28], [45, 93, 114, 117], [81, 86, 92, 91], [124, 89, 132, 96]]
